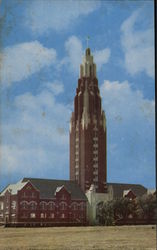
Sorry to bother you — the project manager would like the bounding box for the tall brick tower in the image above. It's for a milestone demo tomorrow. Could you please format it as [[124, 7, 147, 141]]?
[[70, 47, 107, 193]]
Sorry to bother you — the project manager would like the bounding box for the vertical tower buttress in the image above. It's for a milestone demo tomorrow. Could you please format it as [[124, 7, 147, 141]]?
[[70, 48, 107, 193]]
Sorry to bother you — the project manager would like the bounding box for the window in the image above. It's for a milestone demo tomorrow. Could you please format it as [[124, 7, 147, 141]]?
[[31, 192, 36, 198], [20, 201, 28, 210], [71, 202, 77, 210], [93, 137, 98, 141], [0, 202, 4, 210], [93, 170, 98, 175], [22, 192, 26, 198], [11, 201, 16, 210], [93, 150, 98, 155], [61, 194, 66, 200], [30, 201, 37, 210], [50, 213, 54, 218], [40, 213, 47, 218], [40, 201, 47, 210], [93, 163, 98, 168], [80, 203, 85, 211], [75, 170, 79, 175], [48, 202, 55, 210], [30, 213, 36, 218], [0, 213, 3, 218], [40, 213, 44, 218], [93, 157, 98, 161], [93, 176, 98, 182], [61, 213, 65, 218], [60, 202, 67, 210]]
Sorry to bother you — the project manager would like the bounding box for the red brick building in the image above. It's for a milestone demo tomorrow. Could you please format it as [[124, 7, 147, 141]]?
[[70, 48, 107, 193], [0, 178, 87, 226], [0, 47, 149, 226]]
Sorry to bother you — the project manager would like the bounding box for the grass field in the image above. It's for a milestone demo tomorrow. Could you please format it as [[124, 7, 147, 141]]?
[[0, 225, 156, 250]]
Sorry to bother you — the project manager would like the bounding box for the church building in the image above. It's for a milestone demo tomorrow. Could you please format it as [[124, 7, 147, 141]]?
[[0, 47, 147, 226]]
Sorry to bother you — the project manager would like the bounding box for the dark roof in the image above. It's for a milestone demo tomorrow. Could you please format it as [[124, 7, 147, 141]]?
[[107, 182, 147, 199], [22, 177, 87, 201]]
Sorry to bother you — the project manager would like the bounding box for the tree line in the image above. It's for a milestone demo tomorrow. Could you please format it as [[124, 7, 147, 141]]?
[[96, 193, 157, 225]]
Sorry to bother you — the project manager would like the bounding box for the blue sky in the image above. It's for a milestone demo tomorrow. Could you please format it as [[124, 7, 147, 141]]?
[[0, 0, 155, 191]]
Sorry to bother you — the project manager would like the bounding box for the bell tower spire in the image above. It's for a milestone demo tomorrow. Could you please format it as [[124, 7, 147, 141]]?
[[80, 47, 96, 78], [70, 47, 107, 193]]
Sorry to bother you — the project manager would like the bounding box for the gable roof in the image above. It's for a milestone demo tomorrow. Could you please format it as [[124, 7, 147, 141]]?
[[22, 177, 87, 200], [107, 182, 147, 199], [0, 180, 28, 196]]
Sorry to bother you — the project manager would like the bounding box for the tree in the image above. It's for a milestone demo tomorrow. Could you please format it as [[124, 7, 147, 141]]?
[[96, 193, 156, 226], [96, 200, 114, 226]]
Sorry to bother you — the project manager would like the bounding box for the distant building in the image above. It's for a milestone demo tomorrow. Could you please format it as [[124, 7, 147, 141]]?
[[70, 47, 107, 193], [86, 182, 147, 224], [108, 183, 147, 199], [0, 178, 87, 226]]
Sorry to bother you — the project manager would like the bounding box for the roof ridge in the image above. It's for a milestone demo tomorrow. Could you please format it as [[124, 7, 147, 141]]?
[[22, 177, 76, 183], [107, 182, 146, 187]]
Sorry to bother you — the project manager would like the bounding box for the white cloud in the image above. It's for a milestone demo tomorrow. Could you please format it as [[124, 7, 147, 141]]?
[[0, 41, 57, 86], [94, 49, 111, 70], [45, 81, 64, 95], [62, 36, 110, 74], [101, 80, 154, 121], [26, 0, 100, 34], [100, 80, 155, 185], [63, 36, 83, 73], [1, 88, 71, 177], [121, 7, 154, 78]]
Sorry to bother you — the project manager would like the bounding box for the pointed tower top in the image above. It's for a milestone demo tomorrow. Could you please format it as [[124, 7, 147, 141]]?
[[86, 48, 91, 56], [86, 35, 90, 48], [79, 45, 96, 78]]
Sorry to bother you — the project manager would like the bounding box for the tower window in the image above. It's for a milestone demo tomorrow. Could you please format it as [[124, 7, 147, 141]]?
[[93, 150, 98, 154], [93, 163, 98, 168], [93, 137, 98, 141], [93, 176, 98, 182], [75, 175, 79, 181]]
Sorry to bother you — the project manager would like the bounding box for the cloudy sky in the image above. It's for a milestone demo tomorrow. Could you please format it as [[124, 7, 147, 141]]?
[[0, 0, 155, 190]]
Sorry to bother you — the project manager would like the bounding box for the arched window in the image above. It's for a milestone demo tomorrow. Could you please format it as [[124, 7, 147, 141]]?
[[40, 201, 47, 210], [48, 202, 55, 210], [79, 202, 85, 211], [20, 201, 28, 210], [60, 202, 67, 210], [71, 202, 78, 210], [30, 201, 37, 210]]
